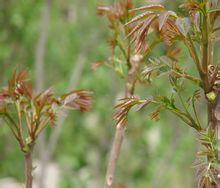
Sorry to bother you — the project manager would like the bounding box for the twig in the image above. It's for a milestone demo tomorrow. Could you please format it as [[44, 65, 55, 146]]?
[[104, 55, 139, 188]]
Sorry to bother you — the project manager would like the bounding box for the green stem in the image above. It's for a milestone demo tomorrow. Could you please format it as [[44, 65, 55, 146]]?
[[177, 92, 200, 129], [4, 113, 25, 149], [16, 101, 23, 139], [192, 99, 201, 128], [185, 35, 204, 76], [117, 38, 128, 62], [171, 70, 202, 86], [4, 116, 19, 140]]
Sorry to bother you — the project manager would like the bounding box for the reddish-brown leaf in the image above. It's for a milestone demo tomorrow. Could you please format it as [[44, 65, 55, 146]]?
[[126, 22, 144, 39], [158, 11, 173, 31], [114, 97, 149, 126], [150, 108, 161, 121], [35, 88, 54, 110], [135, 15, 157, 52], [125, 11, 154, 26], [8, 69, 32, 98], [61, 90, 92, 112], [160, 19, 181, 46]]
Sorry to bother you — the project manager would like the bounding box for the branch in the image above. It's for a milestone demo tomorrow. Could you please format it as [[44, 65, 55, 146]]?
[[171, 69, 202, 86], [105, 56, 140, 188]]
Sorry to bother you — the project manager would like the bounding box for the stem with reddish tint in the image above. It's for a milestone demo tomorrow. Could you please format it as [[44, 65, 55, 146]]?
[[25, 146, 34, 188], [104, 55, 139, 188]]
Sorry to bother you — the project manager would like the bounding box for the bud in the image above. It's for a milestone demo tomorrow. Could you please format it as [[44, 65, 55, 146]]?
[[206, 91, 217, 102], [25, 136, 32, 145]]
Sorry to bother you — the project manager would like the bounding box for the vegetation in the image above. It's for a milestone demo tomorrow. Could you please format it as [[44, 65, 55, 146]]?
[[98, 0, 220, 187], [0, 69, 91, 188], [2, 0, 220, 188]]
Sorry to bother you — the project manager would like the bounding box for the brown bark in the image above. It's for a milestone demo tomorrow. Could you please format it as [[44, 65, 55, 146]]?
[[208, 94, 220, 159], [202, 94, 220, 188], [105, 125, 125, 188], [25, 147, 34, 188], [35, 0, 51, 92], [34, 0, 51, 187], [104, 55, 140, 188]]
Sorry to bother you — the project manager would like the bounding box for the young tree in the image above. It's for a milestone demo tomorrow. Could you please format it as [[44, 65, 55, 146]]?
[[0, 69, 92, 188], [97, 1, 160, 187], [99, 0, 220, 187]]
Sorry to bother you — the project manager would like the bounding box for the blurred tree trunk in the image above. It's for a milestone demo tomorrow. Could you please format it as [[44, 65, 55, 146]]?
[[36, 1, 100, 187], [35, 0, 51, 92], [34, 0, 51, 188]]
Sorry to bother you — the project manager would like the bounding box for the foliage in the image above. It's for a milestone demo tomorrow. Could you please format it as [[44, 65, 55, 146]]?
[[0, 68, 92, 152], [99, 0, 220, 187], [1, 0, 219, 187], [0, 68, 92, 187]]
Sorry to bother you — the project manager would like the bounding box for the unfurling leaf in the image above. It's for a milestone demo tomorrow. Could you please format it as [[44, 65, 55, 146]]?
[[149, 107, 161, 121], [159, 11, 177, 31], [160, 19, 181, 46], [135, 15, 157, 52], [97, 0, 134, 24], [34, 88, 54, 110], [8, 69, 32, 99], [61, 90, 92, 112], [114, 97, 151, 126], [125, 11, 154, 26]]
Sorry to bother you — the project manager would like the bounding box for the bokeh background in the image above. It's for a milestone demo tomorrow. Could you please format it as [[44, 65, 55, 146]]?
[[0, 0, 207, 187]]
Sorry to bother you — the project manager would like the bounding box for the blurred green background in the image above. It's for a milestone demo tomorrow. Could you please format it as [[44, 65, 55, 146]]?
[[0, 0, 204, 187]]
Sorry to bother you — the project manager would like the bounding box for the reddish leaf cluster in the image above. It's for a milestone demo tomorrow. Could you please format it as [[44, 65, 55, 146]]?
[[160, 19, 181, 46], [0, 69, 92, 152], [97, 0, 133, 24], [125, 4, 186, 50], [61, 90, 92, 112], [7, 69, 32, 99], [114, 97, 150, 126]]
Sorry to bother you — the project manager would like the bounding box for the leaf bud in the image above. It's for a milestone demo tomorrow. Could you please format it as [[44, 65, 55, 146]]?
[[206, 91, 217, 102]]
